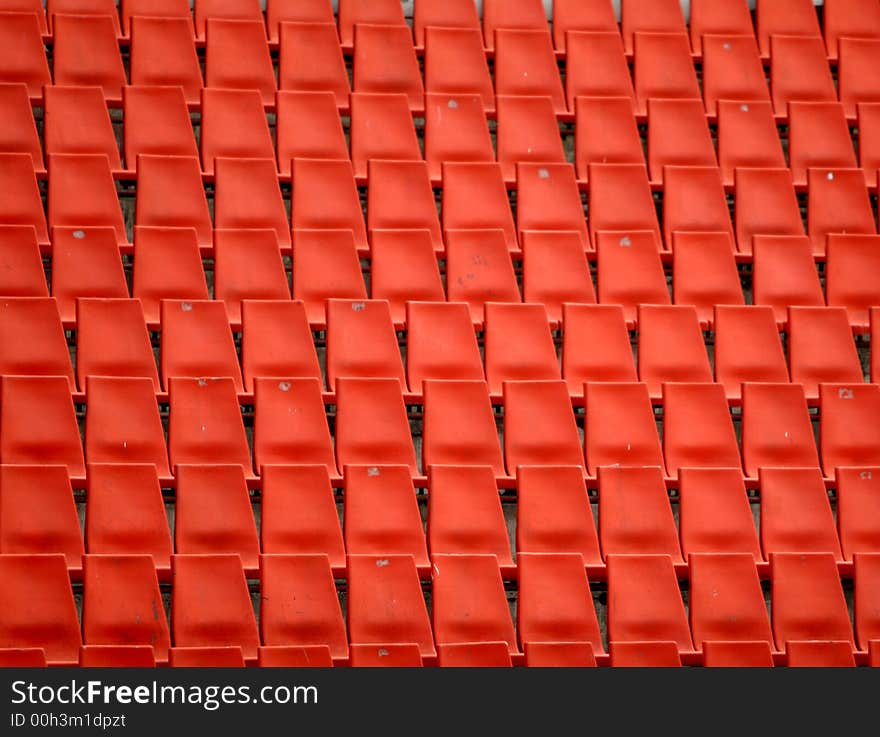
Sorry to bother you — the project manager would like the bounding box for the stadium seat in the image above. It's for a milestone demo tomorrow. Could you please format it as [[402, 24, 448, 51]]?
[[344, 465, 428, 569], [718, 102, 786, 188], [424, 95, 494, 184], [770, 552, 854, 650], [565, 32, 635, 114], [690, 0, 755, 55], [259, 465, 344, 568], [824, 0, 880, 60], [171, 554, 259, 662], [0, 155, 47, 245], [413, 0, 480, 49], [689, 553, 774, 649], [552, 0, 618, 52], [405, 302, 484, 392], [0, 297, 73, 387], [701, 640, 775, 667], [123, 86, 198, 167], [193, 0, 262, 41], [50, 2, 122, 37], [588, 165, 662, 250], [422, 380, 504, 475], [855, 553, 880, 650], [0, 554, 81, 665], [167, 377, 251, 472], [647, 98, 717, 185], [85, 463, 173, 571], [129, 17, 203, 106], [175, 465, 259, 572], [562, 304, 637, 395], [786, 641, 856, 667], [48, 154, 126, 245], [347, 554, 435, 659], [663, 166, 734, 250], [633, 33, 701, 117], [521, 231, 595, 327], [121, 0, 193, 37], [701, 34, 769, 117], [609, 641, 683, 667], [825, 234, 880, 330], [837, 468, 880, 560], [275, 91, 347, 177], [598, 465, 683, 562], [253, 378, 336, 474], [838, 39, 880, 118], [503, 381, 583, 473], [523, 642, 597, 667], [515, 465, 602, 566], [482, 0, 547, 51], [0, 226, 47, 297], [259, 554, 347, 660], [0, 84, 43, 171], [752, 236, 824, 325], [81, 555, 169, 663], [495, 96, 566, 183], [348, 644, 424, 667], [53, 14, 125, 102], [337, 0, 406, 50], [290, 159, 368, 255], [789, 103, 857, 187], [441, 163, 517, 253], [606, 554, 693, 651], [741, 383, 819, 477], [770, 35, 837, 116], [808, 168, 877, 257], [258, 645, 333, 668], [349, 93, 421, 181], [278, 22, 350, 108], [820, 384, 880, 473], [169, 647, 245, 667], [788, 307, 863, 399], [4, 0, 46, 34], [205, 19, 276, 106], [584, 382, 665, 476], [759, 467, 843, 560], [678, 467, 762, 561], [43, 86, 121, 171], [637, 303, 712, 394], [622, 0, 688, 55], [0, 13, 50, 100], [353, 24, 423, 113], [79, 646, 157, 667], [423, 28, 495, 114], [0, 465, 82, 570], [485, 303, 559, 394], [0, 376, 84, 477], [672, 232, 743, 328], [516, 163, 590, 249], [595, 230, 669, 327], [574, 96, 644, 183], [367, 160, 442, 253], [436, 642, 513, 667], [494, 29, 565, 115], [757, 0, 823, 58], [200, 89, 275, 175]]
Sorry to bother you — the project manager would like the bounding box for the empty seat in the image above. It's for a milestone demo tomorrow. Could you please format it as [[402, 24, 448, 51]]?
[[200, 89, 275, 175], [348, 643, 423, 667], [672, 232, 743, 328], [702, 34, 769, 116], [552, 0, 618, 52], [788, 307, 863, 399], [503, 380, 583, 473], [786, 640, 856, 666], [423, 28, 494, 114], [51, 227, 128, 325], [347, 554, 435, 659], [838, 38, 880, 118], [53, 14, 125, 102], [584, 382, 665, 476], [633, 33, 701, 118], [253, 378, 336, 475], [445, 230, 520, 325], [718, 102, 786, 189], [413, 0, 480, 49], [123, 86, 198, 167], [422, 381, 504, 475], [622, 0, 688, 55], [171, 554, 259, 661], [85, 463, 172, 570], [820, 384, 880, 473], [0, 297, 73, 387], [353, 23, 423, 112], [349, 92, 421, 181], [0, 376, 84, 476], [367, 160, 442, 253], [606, 554, 693, 651], [825, 0, 880, 60], [129, 17, 202, 106], [662, 383, 741, 478], [638, 305, 713, 397], [0, 226, 46, 297], [808, 168, 877, 257], [275, 91, 347, 177], [826, 234, 880, 330], [79, 646, 157, 667], [837, 468, 880, 560], [0, 554, 81, 665], [678, 467, 762, 561], [260, 554, 347, 660], [741, 383, 819, 477], [598, 465, 683, 562], [193, 0, 261, 40], [714, 306, 789, 401], [265, 0, 334, 45], [278, 22, 350, 108], [81, 555, 169, 662], [344, 465, 428, 569], [595, 230, 669, 327], [588, 164, 661, 249], [169, 647, 245, 667], [260, 465, 344, 569], [121, 0, 193, 37], [609, 641, 683, 667], [485, 303, 559, 393], [565, 31, 635, 113], [337, 0, 406, 49], [48, 154, 126, 245], [0, 84, 43, 171], [405, 302, 484, 392], [855, 552, 880, 649], [752, 236, 824, 324], [647, 98, 717, 185], [702, 640, 775, 667], [663, 166, 734, 250], [482, 0, 547, 51], [562, 304, 637, 395], [175, 465, 259, 572], [167, 377, 251, 472], [441, 163, 517, 253], [516, 162, 590, 249], [770, 35, 837, 116], [258, 645, 333, 668], [495, 96, 566, 183], [427, 465, 512, 567], [757, 0, 823, 58], [690, 0, 756, 55], [516, 465, 602, 565], [789, 102, 858, 187], [0, 12, 50, 99], [494, 29, 565, 115], [44, 86, 121, 170], [760, 467, 843, 560], [437, 642, 512, 667], [205, 19, 275, 106], [0, 465, 82, 570], [771, 552, 854, 650], [574, 96, 644, 183], [424, 94, 494, 184]]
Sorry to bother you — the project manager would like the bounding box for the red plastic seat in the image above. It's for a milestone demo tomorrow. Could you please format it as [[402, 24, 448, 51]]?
[[826, 235, 880, 331], [584, 382, 665, 476], [609, 641, 683, 667], [43, 85, 120, 170], [0, 465, 82, 570], [516, 465, 602, 565], [129, 17, 202, 106], [0, 84, 43, 170], [445, 230, 520, 325], [552, 0, 617, 52], [820, 384, 880, 473], [85, 463, 172, 570], [565, 31, 634, 114], [647, 98, 717, 185], [169, 647, 245, 667], [337, 0, 405, 49], [175, 465, 259, 572], [672, 232, 743, 328], [855, 552, 880, 649], [808, 167, 877, 257], [690, 0, 755, 55], [422, 381, 503, 475], [123, 86, 198, 168], [259, 465, 344, 569], [423, 27, 494, 114], [838, 38, 880, 118], [663, 166, 734, 251], [598, 465, 683, 562], [494, 29, 565, 115], [702, 34, 769, 117], [200, 89, 275, 175], [0, 226, 46, 297], [0, 376, 84, 476], [588, 165, 662, 250], [367, 160, 442, 253], [757, 0, 823, 58], [516, 162, 590, 249], [193, 0, 262, 41], [441, 163, 517, 253], [3, 0, 46, 33], [485, 303, 559, 393], [837, 468, 880, 560], [52, 14, 125, 102], [260, 554, 347, 660], [167, 377, 251, 472], [79, 646, 157, 667], [521, 231, 595, 327], [266, 0, 333, 45], [291, 229, 367, 329], [789, 102, 857, 187], [0, 297, 73, 387], [702, 640, 774, 667], [121, 0, 193, 37], [353, 24, 422, 113], [335, 378, 417, 474], [718, 102, 786, 189], [482, 0, 547, 51], [638, 305, 713, 398], [714, 306, 789, 401], [622, 0, 688, 55], [424, 94, 494, 184], [348, 643, 423, 667], [770, 34, 837, 116], [0, 155, 47, 246], [214, 158, 290, 251], [562, 304, 636, 395], [205, 19, 275, 106], [278, 22, 350, 108], [788, 307, 863, 400], [347, 554, 435, 659], [606, 554, 693, 651], [275, 91, 347, 177], [258, 645, 333, 668], [349, 92, 420, 181], [825, 0, 880, 60], [437, 642, 512, 667], [786, 640, 856, 666], [0, 554, 81, 665], [771, 552, 854, 650], [405, 302, 484, 392], [413, 0, 480, 49], [171, 554, 259, 661], [495, 96, 566, 183], [633, 33, 700, 118], [752, 236, 824, 324], [81, 555, 169, 663], [574, 96, 644, 183], [678, 467, 762, 561], [427, 465, 512, 567], [0, 13, 49, 100], [48, 154, 126, 245]]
